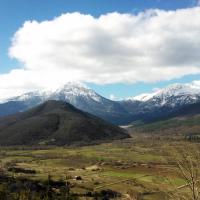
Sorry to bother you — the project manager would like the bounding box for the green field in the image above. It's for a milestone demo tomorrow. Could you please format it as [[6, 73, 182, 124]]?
[[0, 133, 194, 199]]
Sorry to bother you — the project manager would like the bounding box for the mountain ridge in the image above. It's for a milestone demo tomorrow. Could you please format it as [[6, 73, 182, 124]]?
[[120, 82, 200, 123], [1, 82, 200, 125], [0, 83, 132, 125]]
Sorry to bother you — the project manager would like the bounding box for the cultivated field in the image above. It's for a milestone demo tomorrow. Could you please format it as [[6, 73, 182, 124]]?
[[0, 132, 197, 199]]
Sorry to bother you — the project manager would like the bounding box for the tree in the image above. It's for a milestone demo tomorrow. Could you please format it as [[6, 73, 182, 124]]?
[[168, 144, 200, 200]]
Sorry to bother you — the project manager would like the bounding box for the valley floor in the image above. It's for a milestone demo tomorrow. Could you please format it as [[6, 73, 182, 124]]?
[[0, 133, 196, 199]]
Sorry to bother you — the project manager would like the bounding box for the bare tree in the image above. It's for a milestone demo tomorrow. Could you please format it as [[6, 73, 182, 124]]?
[[168, 144, 200, 200]]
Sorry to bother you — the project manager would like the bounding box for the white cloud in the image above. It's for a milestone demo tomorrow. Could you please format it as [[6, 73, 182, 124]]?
[[1, 8, 200, 98]]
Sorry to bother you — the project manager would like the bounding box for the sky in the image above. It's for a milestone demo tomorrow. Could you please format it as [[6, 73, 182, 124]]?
[[1, 0, 200, 100]]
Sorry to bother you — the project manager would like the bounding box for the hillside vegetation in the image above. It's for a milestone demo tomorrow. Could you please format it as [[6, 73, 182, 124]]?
[[0, 100, 129, 146]]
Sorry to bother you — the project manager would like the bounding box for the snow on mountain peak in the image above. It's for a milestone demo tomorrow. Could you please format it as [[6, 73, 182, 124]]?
[[128, 93, 154, 102], [1, 90, 55, 106], [129, 82, 200, 104], [155, 83, 200, 97], [1, 82, 102, 104], [55, 82, 101, 102]]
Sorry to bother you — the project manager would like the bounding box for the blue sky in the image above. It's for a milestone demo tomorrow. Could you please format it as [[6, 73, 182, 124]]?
[[0, 0, 200, 99]]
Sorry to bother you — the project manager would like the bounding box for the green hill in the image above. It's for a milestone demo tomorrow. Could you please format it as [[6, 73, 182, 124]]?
[[0, 100, 129, 146]]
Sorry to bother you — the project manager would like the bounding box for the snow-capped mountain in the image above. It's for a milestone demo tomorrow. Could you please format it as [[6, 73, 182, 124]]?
[[2, 81, 200, 125], [128, 83, 200, 108], [6, 82, 102, 107], [120, 82, 200, 122], [0, 82, 132, 125], [50, 83, 102, 103], [128, 93, 154, 102]]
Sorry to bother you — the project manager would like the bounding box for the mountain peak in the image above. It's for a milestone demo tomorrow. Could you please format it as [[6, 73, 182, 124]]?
[[129, 82, 200, 103], [127, 93, 153, 102], [0, 82, 132, 125], [156, 83, 197, 96], [53, 82, 102, 103]]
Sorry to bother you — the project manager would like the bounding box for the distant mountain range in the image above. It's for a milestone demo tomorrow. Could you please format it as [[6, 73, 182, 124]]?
[[0, 100, 129, 146], [121, 83, 200, 122], [1, 82, 200, 125]]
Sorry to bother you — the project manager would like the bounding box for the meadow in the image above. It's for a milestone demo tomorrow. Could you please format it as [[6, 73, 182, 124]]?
[[0, 131, 195, 199]]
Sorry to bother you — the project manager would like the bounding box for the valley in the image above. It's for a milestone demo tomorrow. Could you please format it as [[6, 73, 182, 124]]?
[[1, 83, 200, 199], [2, 1, 200, 199], [0, 132, 196, 199]]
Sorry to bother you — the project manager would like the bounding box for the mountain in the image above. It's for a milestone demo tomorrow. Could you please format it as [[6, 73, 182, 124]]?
[[2, 82, 200, 126], [128, 100, 200, 137], [157, 101, 200, 121], [0, 83, 132, 125], [50, 83, 132, 124], [0, 100, 129, 146], [0, 91, 50, 117], [121, 83, 200, 122], [135, 83, 200, 106]]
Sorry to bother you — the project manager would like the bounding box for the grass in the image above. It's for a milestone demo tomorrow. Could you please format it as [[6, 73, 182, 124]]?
[[133, 116, 200, 133], [0, 136, 193, 199]]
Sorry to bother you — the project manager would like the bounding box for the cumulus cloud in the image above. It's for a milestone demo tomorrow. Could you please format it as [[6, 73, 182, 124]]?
[[1, 8, 200, 98]]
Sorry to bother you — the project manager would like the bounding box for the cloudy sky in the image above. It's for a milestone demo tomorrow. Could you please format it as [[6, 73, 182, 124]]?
[[1, 0, 200, 100]]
